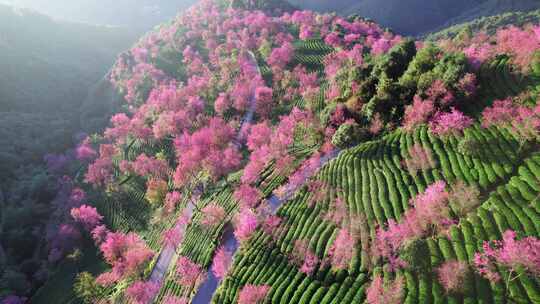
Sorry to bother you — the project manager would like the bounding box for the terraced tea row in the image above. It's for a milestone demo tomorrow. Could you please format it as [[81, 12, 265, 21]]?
[[212, 125, 538, 303]]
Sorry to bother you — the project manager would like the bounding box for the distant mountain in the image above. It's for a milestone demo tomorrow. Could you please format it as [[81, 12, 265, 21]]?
[[431, 0, 540, 35], [287, 0, 540, 35], [427, 9, 540, 41], [0, 0, 198, 30], [0, 4, 135, 175]]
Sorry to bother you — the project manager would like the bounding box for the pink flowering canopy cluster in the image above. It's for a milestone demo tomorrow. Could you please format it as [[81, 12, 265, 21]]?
[[402, 96, 435, 131], [201, 203, 226, 228], [211, 246, 233, 279], [473, 230, 540, 283], [176, 256, 206, 287], [125, 281, 160, 304], [429, 108, 473, 137], [96, 232, 154, 286], [174, 117, 241, 186], [234, 208, 259, 243], [290, 239, 319, 275], [441, 24, 540, 72], [375, 181, 453, 269], [70, 205, 103, 231], [437, 260, 470, 294], [50, 1, 540, 302], [237, 284, 270, 304], [326, 228, 356, 271], [366, 275, 404, 304], [234, 184, 263, 209], [481, 98, 540, 141]]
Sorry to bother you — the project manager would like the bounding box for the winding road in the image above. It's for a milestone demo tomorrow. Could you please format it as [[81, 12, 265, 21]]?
[[148, 51, 261, 300], [191, 148, 341, 303], [149, 49, 342, 303]]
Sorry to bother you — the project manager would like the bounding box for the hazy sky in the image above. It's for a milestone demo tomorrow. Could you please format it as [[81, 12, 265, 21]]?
[[0, 0, 197, 29]]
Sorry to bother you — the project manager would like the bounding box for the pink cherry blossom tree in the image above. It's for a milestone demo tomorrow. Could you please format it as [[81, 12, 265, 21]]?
[[374, 181, 452, 269], [75, 138, 97, 162], [474, 230, 540, 286], [70, 205, 103, 231], [437, 260, 470, 294], [164, 191, 182, 215], [234, 208, 259, 243], [402, 96, 435, 131], [212, 246, 232, 280], [481, 99, 540, 143], [131, 154, 169, 179], [327, 228, 356, 271], [366, 275, 404, 304], [161, 225, 184, 248], [290, 239, 318, 275], [429, 108, 473, 137], [238, 284, 270, 304], [125, 281, 160, 304], [234, 184, 263, 209], [201, 203, 226, 228], [96, 232, 154, 286], [176, 256, 206, 287]]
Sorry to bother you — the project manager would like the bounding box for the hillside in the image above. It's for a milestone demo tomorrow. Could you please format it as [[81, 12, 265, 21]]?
[[427, 9, 540, 40], [288, 0, 540, 35], [2, 0, 539, 303], [437, 0, 540, 34], [0, 4, 136, 301], [0, 4, 135, 175]]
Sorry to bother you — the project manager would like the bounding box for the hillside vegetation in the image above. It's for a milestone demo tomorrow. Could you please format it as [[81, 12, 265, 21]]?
[[288, 0, 540, 35], [0, 4, 136, 301], [2, 0, 539, 303], [427, 9, 540, 40]]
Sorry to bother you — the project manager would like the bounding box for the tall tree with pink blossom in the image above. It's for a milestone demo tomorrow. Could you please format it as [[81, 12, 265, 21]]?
[[474, 230, 540, 288], [212, 246, 232, 280], [234, 184, 262, 209], [70, 205, 103, 231], [437, 260, 470, 294], [366, 275, 404, 304], [201, 203, 226, 228], [327, 228, 356, 271], [96, 232, 154, 286], [237, 284, 270, 304], [176, 256, 206, 288], [429, 108, 473, 137], [125, 281, 160, 304], [234, 208, 259, 243]]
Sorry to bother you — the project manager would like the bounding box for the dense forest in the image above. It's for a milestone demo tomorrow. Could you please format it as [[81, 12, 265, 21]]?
[[0, 4, 135, 300], [1, 0, 540, 303]]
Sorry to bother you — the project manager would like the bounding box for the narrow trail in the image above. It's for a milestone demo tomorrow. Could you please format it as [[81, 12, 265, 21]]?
[[192, 148, 341, 303], [149, 49, 342, 303], [148, 51, 261, 300]]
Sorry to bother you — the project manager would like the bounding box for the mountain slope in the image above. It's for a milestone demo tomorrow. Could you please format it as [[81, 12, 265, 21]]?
[[288, 0, 540, 35], [288, 0, 484, 34], [0, 4, 135, 174], [439, 0, 540, 32], [427, 9, 540, 40]]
